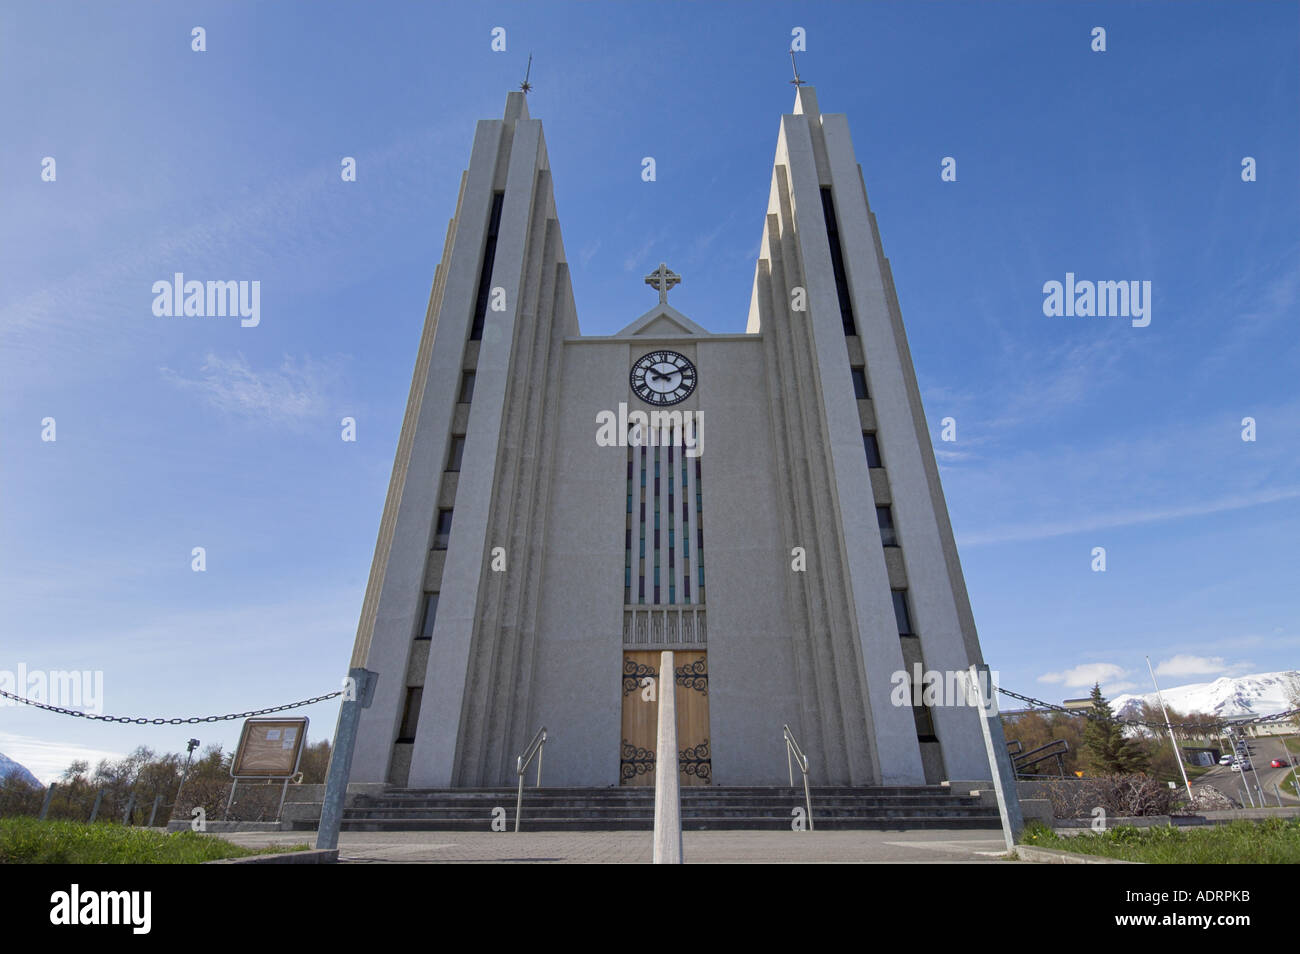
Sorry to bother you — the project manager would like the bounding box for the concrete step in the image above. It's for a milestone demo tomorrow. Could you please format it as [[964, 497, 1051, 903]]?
[[327, 785, 1000, 832], [333, 815, 1001, 832]]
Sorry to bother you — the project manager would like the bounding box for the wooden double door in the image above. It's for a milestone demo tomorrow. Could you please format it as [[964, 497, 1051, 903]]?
[[620, 650, 711, 786]]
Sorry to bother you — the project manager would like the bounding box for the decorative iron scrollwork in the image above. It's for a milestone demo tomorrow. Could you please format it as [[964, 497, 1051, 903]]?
[[620, 740, 655, 781], [622, 658, 657, 695], [674, 658, 708, 695], [679, 739, 711, 783]]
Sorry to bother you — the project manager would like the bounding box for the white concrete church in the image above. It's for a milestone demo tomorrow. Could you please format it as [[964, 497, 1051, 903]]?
[[347, 85, 998, 790]]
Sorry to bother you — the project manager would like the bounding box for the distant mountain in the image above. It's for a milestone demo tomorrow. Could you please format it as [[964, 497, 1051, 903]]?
[[1111, 671, 1299, 721], [0, 752, 41, 788]]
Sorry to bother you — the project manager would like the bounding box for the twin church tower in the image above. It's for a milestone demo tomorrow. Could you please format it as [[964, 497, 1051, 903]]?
[[346, 86, 997, 790]]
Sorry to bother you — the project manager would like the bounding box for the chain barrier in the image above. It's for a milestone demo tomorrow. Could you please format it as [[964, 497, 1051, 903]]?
[[2, 681, 1295, 736], [996, 685, 1300, 733], [0, 687, 342, 725]]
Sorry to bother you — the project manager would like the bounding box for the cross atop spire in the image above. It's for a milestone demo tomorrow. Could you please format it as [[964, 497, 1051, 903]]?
[[519, 53, 534, 94], [644, 263, 681, 304], [789, 48, 805, 86]]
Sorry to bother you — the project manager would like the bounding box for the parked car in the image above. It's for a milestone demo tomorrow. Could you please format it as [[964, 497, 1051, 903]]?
[[1219, 754, 1235, 765]]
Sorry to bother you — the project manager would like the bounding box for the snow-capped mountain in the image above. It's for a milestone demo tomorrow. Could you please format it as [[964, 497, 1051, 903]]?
[[1111, 671, 1299, 721], [0, 751, 41, 788]]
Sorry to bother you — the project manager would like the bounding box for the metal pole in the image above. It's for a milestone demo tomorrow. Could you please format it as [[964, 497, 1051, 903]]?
[[801, 759, 814, 832], [88, 789, 103, 823], [38, 783, 56, 821], [316, 667, 377, 851], [1145, 656, 1193, 802], [121, 792, 136, 826], [653, 650, 683, 864], [1276, 783, 1285, 807], [515, 759, 525, 833], [224, 780, 238, 820], [968, 666, 1023, 854], [147, 794, 163, 828]]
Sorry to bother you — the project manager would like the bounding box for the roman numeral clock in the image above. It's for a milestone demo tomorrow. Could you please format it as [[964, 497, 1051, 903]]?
[[630, 350, 696, 406]]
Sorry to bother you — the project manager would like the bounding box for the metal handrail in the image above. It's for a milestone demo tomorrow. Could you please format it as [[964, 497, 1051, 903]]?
[[783, 724, 814, 831], [514, 726, 547, 832]]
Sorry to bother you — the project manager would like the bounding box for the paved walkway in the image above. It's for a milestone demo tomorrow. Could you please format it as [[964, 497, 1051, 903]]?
[[221, 829, 1018, 864]]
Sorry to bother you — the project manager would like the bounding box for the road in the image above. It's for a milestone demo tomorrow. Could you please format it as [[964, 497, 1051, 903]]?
[[1194, 735, 1300, 807]]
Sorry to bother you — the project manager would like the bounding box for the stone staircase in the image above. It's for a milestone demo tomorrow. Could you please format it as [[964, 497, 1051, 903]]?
[[321, 785, 1001, 832]]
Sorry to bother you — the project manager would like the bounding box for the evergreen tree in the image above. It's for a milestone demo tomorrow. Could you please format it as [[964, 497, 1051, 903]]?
[[1082, 683, 1149, 775]]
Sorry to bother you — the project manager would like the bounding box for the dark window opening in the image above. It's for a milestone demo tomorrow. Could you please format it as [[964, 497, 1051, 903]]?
[[821, 187, 858, 336], [446, 435, 466, 472], [876, 506, 898, 547], [863, 432, 883, 468], [851, 366, 869, 400], [433, 509, 454, 550], [892, 589, 914, 635], [417, 593, 439, 640], [458, 370, 476, 404], [469, 192, 505, 341], [397, 686, 423, 743]]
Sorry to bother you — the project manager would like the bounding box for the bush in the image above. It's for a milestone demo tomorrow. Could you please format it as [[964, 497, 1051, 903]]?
[[1038, 774, 1182, 819]]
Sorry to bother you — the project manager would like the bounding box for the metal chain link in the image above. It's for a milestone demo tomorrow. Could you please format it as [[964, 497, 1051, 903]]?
[[0, 687, 341, 724], [3, 680, 1295, 735], [996, 685, 1300, 732]]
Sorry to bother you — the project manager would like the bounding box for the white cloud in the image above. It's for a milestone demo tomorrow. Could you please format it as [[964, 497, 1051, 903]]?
[[1154, 654, 1251, 679], [1039, 662, 1128, 688], [160, 352, 337, 425]]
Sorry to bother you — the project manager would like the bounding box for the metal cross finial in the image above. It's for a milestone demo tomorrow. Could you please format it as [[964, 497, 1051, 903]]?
[[645, 263, 681, 304], [789, 48, 805, 87], [520, 53, 534, 94]]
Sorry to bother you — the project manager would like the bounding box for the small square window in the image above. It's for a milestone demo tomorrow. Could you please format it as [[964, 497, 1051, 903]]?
[[446, 435, 466, 472], [433, 509, 454, 550], [458, 371, 476, 404], [851, 367, 869, 400], [863, 432, 883, 468]]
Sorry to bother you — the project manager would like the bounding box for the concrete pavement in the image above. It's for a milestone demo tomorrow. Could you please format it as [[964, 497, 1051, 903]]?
[[219, 828, 1020, 864]]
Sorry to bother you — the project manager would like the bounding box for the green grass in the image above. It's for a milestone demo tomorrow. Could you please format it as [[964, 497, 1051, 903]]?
[[1018, 818, 1300, 864], [0, 817, 309, 864]]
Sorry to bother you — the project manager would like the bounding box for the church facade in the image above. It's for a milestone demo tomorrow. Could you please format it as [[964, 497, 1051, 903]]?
[[347, 87, 996, 789]]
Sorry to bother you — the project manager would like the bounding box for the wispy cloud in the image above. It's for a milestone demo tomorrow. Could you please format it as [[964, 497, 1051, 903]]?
[[959, 484, 1300, 547], [159, 352, 339, 425], [0, 732, 123, 786]]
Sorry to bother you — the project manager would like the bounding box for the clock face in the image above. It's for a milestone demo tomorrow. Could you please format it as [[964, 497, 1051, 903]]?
[[630, 350, 696, 406]]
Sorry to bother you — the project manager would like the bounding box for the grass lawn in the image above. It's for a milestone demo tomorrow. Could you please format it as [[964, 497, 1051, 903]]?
[[1019, 818, 1300, 864], [0, 817, 308, 864]]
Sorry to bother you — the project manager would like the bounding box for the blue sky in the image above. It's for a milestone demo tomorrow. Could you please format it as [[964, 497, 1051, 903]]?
[[2, 2, 1297, 781]]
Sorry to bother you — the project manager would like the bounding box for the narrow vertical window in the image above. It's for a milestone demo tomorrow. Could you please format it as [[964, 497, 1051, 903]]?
[[851, 366, 869, 399], [821, 187, 858, 336], [863, 432, 883, 468], [892, 589, 914, 636], [458, 371, 476, 404], [876, 505, 898, 547], [397, 687, 423, 743], [417, 593, 439, 640], [469, 192, 505, 341], [433, 509, 453, 550], [446, 435, 466, 472]]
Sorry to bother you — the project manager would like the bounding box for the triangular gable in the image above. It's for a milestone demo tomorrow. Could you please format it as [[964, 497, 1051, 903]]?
[[614, 304, 709, 337]]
